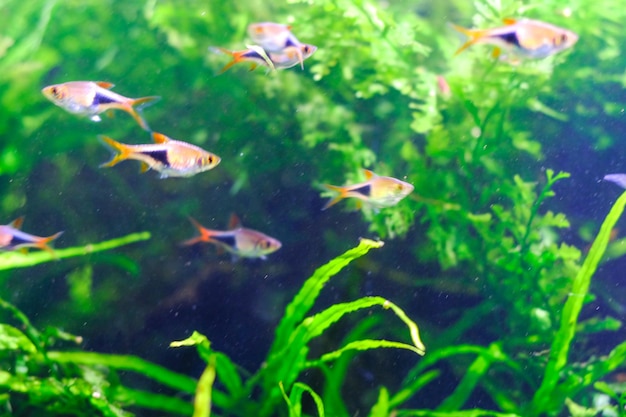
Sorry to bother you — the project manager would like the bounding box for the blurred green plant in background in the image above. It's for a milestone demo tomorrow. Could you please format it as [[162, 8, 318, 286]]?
[[3, 0, 626, 415]]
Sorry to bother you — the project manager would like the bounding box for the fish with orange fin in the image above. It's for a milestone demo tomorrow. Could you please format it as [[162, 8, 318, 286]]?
[[247, 22, 305, 68], [451, 18, 578, 60], [0, 217, 63, 254], [182, 215, 281, 259], [99, 132, 220, 178], [322, 169, 414, 210], [211, 43, 317, 73], [42, 81, 160, 131]]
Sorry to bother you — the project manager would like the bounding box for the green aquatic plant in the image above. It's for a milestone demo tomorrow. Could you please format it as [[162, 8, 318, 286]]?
[[170, 238, 424, 417], [4, 0, 626, 415], [0, 238, 425, 416]]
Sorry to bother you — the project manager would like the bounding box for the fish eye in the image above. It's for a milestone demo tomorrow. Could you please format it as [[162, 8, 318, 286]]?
[[260, 240, 271, 249], [51, 86, 65, 99], [554, 33, 568, 46]]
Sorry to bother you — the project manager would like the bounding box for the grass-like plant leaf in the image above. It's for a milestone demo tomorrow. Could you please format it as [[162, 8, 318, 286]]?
[[280, 381, 325, 417], [47, 351, 196, 394], [108, 386, 193, 415], [0, 231, 151, 270], [269, 238, 385, 357], [528, 190, 626, 415], [193, 355, 216, 417], [0, 323, 37, 353], [394, 411, 521, 417], [437, 343, 505, 411], [171, 331, 244, 406]]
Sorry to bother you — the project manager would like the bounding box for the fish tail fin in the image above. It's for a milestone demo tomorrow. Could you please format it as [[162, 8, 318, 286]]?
[[181, 217, 213, 246], [321, 184, 348, 210], [450, 23, 486, 56], [213, 47, 248, 73], [126, 96, 160, 131], [36, 231, 63, 255], [99, 135, 132, 168]]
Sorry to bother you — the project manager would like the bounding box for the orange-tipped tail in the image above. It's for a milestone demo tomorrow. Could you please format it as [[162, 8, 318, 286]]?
[[125, 96, 160, 131], [99, 135, 133, 168], [213, 48, 249, 73], [321, 184, 348, 210], [36, 231, 63, 255], [181, 217, 213, 246], [450, 23, 488, 56]]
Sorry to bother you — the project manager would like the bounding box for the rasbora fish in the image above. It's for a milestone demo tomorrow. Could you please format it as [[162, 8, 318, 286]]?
[[451, 18, 578, 60], [322, 169, 414, 210], [0, 217, 63, 254], [99, 132, 220, 178], [182, 214, 281, 259], [42, 81, 159, 131], [247, 22, 304, 68], [212, 43, 317, 73]]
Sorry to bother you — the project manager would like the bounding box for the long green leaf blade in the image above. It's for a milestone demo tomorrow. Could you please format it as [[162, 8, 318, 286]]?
[[47, 351, 196, 394], [269, 239, 384, 358], [529, 190, 626, 415], [193, 355, 216, 417], [0, 232, 151, 270]]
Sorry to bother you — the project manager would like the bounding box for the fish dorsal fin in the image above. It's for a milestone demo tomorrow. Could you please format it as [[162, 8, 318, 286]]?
[[152, 132, 170, 144], [363, 169, 376, 180], [9, 216, 25, 229], [228, 214, 242, 230], [96, 81, 115, 89], [502, 18, 517, 25]]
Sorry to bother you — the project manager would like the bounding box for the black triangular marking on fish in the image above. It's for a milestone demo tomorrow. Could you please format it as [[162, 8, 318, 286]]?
[[497, 32, 521, 48], [9, 235, 33, 246], [284, 38, 298, 48], [141, 150, 170, 167], [243, 49, 264, 59], [352, 184, 371, 197], [212, 234, 237, 248], [93, 92, 119, 106]]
